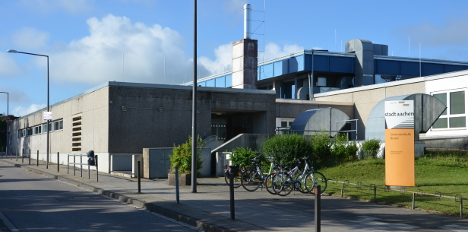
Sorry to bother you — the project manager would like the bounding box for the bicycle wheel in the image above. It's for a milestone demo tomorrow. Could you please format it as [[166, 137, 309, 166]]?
[[265, 174, 277, 195], [277, 173, 294, 196], [305, 171, 327, 194], [241, 169, 261, 192], [224, 171, 242, 188]]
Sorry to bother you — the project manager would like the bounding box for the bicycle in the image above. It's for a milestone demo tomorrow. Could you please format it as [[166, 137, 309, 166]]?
[[241, 156, 278, 194], [275, 157, 327, 196]]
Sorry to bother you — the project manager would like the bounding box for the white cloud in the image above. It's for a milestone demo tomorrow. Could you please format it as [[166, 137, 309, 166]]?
[[12, 27, 49, 50], [198, 43, 232, 75], [395, 18, 468, 47], [52, 14, 205, 85], [12, 104, 45, 117], [19, 0, 93, 15], [259, 42, 305, 62], [0, 53, 22, 78]]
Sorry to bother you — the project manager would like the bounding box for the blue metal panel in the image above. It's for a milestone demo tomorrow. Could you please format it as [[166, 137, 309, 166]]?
[[330, 56, 354, 73], [296, 55, 305, 71], [304, 54, 312, 71], [258, 66, 264, 80], [375, 60, 400, 75], [264, 63, 274, 79], [215, 76, 225, 87], [289, 55, 304, 73], [274, 60, 289, 76], [422, 63, 444, 76], [445, 65, 468, 73], [206, 79, 215, 87], [314, 55, 330, 72], [198, 81, 206, 87], [400, 62, 419, 76], [225, 74, 232, 87]]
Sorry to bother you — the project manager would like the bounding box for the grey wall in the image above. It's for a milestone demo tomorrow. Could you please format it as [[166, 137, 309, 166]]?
[[108, 83, 276, 153]]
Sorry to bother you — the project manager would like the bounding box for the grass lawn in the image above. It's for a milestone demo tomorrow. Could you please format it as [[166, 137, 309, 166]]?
[[320, 152, 468, 217]]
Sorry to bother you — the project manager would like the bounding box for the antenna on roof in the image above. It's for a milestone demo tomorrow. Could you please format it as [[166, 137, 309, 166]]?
[[122, 53, 124, 82]]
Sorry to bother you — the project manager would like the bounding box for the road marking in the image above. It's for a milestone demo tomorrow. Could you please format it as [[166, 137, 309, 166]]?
[[350, 216, 419, 231], [440, 224, 468, 231]]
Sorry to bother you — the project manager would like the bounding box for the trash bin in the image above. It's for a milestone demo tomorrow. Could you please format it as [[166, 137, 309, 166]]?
[[228, 166, 239, 177], [87, 150, 95, 166]]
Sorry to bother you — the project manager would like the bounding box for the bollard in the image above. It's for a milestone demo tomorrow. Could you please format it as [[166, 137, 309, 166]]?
[[460, 198, 463, 218], [230, 172, 235, 220], [16, 149, 18, 161], [138, 161, 141, 193], [175, 166, 180, 204], [373, 186, 377, 203], [57, 152, 60, 172], [74, 155, 76, 176], [412, 192, 415, 210], [36, 150, 39, 166], [88, 161, 91, 179], [341, 183, 344, 198], [80, 155, 83, 177], [22, 148, 24, 163], [315, 185, 321, 232], [95, 155, 98, 182], [29, 150, 31, 165]]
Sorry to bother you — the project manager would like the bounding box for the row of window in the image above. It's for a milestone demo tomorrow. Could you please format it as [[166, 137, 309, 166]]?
[[18, 120, 63, 138], [432, 90, 466, 129]]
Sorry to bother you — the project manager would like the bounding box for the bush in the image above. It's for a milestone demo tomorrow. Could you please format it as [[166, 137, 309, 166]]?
[[229, 147, 259, 168], [331, 133, 348, 163], [311, 130, 332, 167], [346, 141, 359, 161], [361, 139, 381, 159], [169, 135, 205, 174], [261, 134, 313, 167]]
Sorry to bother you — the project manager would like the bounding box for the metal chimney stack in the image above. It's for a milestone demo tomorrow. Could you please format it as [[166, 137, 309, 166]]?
[[244, 4, 251, 39]]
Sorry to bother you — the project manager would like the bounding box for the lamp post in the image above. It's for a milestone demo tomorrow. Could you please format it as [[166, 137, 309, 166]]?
[[7, 49, 50, 169], [0, 92, 8, 156]]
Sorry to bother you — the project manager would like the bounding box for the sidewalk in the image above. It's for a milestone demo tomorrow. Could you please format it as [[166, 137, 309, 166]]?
[[2, 156, 468, 232]]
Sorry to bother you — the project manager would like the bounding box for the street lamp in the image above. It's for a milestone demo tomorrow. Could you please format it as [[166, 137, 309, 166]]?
[[0, 92, 8, 156], [7, 49, 50, 169]]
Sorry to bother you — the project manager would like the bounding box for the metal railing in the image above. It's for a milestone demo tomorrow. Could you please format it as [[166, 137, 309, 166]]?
[[329, 179, 465, 217], [67, 154, 98, 182]]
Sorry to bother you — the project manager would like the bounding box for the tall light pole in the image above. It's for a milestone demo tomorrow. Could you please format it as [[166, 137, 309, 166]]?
[[0, 92, 8, 156], [191, 0, 198, 193], [7, 49, 50, 169]]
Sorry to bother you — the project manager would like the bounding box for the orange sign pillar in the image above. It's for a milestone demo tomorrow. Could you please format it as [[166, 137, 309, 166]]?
[[385, 100, 415, 187]]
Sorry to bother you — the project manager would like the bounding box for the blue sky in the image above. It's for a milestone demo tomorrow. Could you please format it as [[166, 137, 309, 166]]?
[[1, 0, 468, 117]]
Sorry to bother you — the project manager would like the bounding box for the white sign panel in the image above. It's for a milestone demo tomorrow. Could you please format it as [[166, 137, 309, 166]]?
[[385, 100, 414, 129], [44, 112, 52, 121]]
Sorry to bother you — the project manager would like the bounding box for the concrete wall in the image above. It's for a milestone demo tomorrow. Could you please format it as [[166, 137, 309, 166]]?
[[108, 83, 276, 153], [9, 86, 109, 156]]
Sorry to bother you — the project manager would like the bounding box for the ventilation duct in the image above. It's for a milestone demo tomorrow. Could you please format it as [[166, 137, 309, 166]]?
[[365, 93, 446, 141], [291, 108, 350, 136]]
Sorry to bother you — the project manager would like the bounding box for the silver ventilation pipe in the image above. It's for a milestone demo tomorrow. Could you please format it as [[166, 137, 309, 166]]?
[[244, 4, 251, 39]]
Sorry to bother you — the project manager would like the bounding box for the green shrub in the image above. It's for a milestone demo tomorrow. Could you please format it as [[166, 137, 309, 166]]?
[[229, 147, 259, 168], [331, 133, 348, 163], [261, 134, 313, 167], [361, 139, 381, 159], [169, 135, 205, 174], [346, 141, 359, 161], [311, 130, 332, 167]]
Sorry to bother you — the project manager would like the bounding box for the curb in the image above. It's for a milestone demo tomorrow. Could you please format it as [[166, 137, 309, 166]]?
[[7, 161, 237, 232]]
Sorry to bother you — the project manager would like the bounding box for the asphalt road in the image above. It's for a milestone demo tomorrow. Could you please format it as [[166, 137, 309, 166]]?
[[0, 163, 200, 232]]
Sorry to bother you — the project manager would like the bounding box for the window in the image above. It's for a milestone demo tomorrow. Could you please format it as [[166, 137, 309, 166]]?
[[432, 90, 466, 129]]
